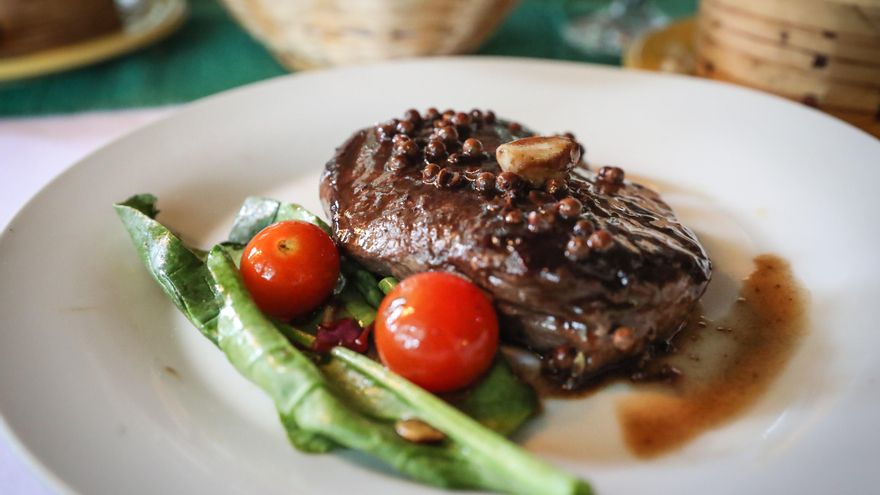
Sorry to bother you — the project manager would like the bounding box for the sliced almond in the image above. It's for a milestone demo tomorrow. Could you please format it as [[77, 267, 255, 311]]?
[[394, 419, 445, 444], [495, 136, 580, 186]]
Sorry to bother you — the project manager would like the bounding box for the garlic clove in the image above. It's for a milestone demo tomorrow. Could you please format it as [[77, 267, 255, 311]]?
[[495, 136, 580, 186]]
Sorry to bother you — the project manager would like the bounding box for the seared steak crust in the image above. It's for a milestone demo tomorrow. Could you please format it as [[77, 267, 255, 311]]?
[[320, 111, 711, 388]]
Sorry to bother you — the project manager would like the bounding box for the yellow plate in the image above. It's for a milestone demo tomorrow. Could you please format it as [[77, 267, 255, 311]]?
[[0, 0, 186, 83], [624, 17, 697, 74]]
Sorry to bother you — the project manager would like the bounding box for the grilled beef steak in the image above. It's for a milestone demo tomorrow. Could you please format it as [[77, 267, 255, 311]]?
[[320, 109, 711, 389]]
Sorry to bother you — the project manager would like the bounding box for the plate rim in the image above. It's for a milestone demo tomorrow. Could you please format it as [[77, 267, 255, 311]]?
[[2, 56, 879, 495]]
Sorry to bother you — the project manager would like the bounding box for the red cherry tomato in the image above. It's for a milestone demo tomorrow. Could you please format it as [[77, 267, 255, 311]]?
[[375, 272, 499, 393], [240, 220, 340, 320]]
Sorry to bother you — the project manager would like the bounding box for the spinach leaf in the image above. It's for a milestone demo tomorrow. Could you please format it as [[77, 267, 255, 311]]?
[[455, 358, 537, 437], [227, 196, 280, 244], [116, 195, 590, 494], [208, 249, 490, 488], [326, 343, 589, 495], [114, 195, 219, 344], [115, 195, 335, 453], [226, 196, 539, 435], [228, 196, 332, 239], [210, 249, 590, 494]]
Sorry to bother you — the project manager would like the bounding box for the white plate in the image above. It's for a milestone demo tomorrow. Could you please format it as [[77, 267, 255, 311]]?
[[1, 58, 879, 495]]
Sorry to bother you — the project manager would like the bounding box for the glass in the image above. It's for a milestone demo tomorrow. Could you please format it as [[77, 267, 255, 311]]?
[[563, 0, 669, 57]]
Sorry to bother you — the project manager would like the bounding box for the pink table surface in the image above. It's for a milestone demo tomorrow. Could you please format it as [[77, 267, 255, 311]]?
[[0, 108, 172, 494]]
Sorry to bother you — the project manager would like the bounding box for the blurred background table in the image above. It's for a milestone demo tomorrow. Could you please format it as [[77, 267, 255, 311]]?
[[0, 0, 696, 116], [0, 1, 691, 493]]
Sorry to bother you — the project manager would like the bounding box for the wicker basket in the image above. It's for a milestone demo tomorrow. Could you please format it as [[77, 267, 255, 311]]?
[[697, 0, 880, 137], [219, 0, 519, 70]]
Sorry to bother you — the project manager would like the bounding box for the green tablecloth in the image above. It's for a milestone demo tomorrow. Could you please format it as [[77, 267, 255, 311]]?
[[0, 0, 695, 116]]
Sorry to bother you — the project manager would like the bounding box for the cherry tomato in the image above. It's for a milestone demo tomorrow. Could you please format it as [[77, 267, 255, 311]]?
[[375, 272, 499, 393], [240, 220, 340, 320]]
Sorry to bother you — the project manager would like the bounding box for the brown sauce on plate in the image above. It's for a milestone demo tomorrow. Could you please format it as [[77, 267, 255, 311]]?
[[510, 254, 808, 458], [620, 254, 808, 457]]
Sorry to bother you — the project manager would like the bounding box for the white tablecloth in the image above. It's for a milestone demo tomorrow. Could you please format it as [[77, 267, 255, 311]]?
[[0, 108, 174, 494]]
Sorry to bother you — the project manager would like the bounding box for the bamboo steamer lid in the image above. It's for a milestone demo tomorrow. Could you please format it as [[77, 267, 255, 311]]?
[[698, 20, 880, 86], [699, 3, 880, 65], [705, 0, 880, 41], [697, 33, 880, 112]]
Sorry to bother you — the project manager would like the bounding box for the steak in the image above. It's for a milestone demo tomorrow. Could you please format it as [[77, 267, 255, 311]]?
[[320, 109, 711, 389]]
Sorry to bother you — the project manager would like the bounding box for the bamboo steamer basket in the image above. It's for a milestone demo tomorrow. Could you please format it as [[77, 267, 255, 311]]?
[[219, 0, 519, 70], [698, 58, 878, 109], [697, 33, 880, 111], [707, 0, 880, 41], [699, 17, 880, 85], [699, 3, 880, 66], [697, 0, 880, 138]]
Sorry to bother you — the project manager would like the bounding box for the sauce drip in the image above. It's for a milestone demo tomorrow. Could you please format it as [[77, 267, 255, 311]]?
[[617, 254, 807, 457], [505, 254, 808, 459]]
